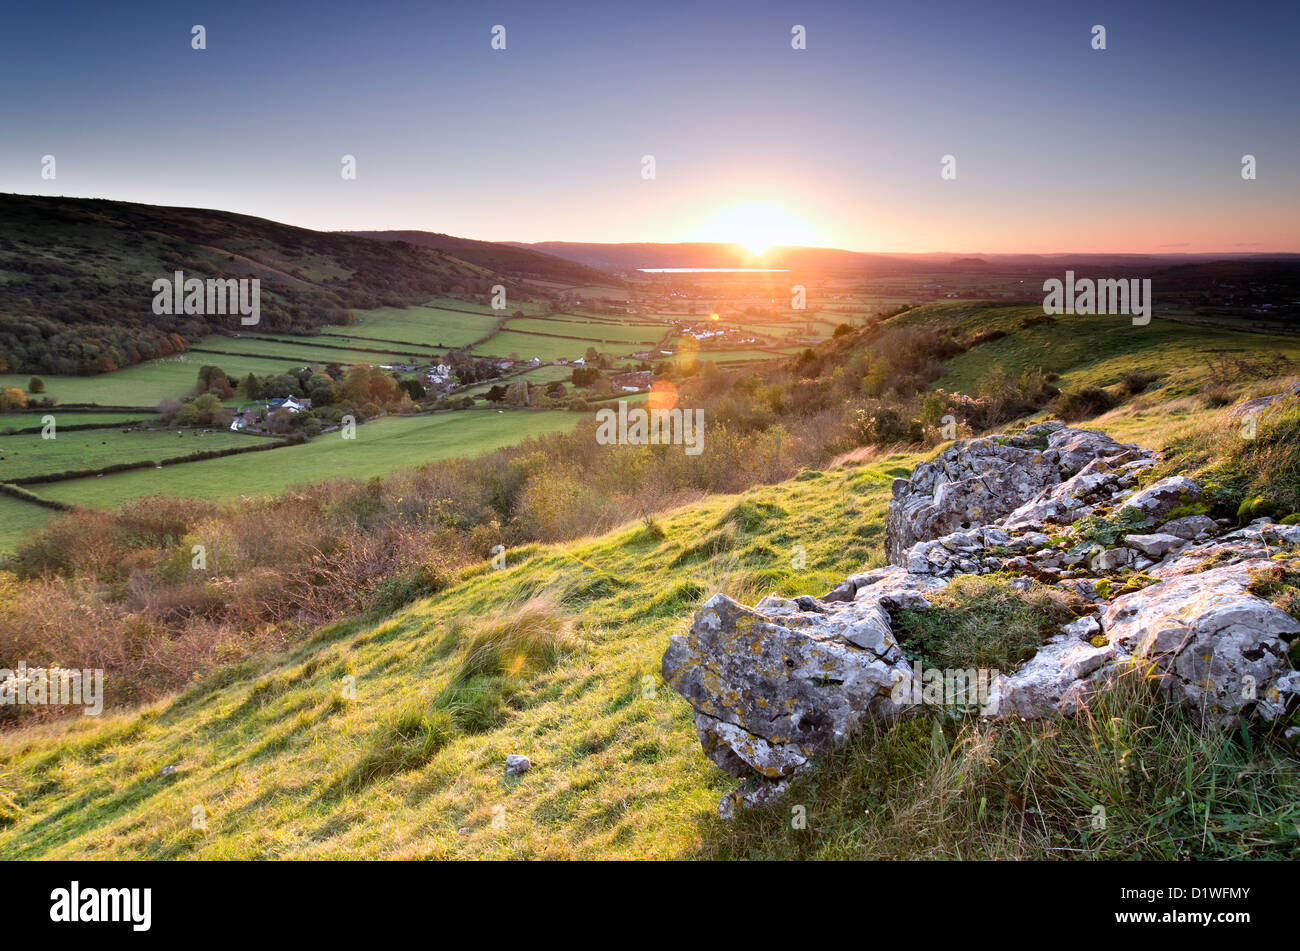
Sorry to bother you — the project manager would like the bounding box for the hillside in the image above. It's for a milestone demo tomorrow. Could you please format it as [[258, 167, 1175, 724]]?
[[0, 194, 497, 375], [344, 231, 622, 288], [1, 304, 1298, 858]]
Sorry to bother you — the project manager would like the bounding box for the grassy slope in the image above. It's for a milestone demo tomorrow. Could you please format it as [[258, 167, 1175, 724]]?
[[0, 455, 909, 858], [912, 302, 1300, 396], [2, 305, 1295, 859]]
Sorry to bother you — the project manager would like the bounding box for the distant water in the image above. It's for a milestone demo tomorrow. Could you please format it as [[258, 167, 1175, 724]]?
[[637, 267, 791, 273]]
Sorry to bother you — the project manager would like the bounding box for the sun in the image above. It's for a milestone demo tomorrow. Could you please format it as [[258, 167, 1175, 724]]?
[[696, 201, 818, 257]]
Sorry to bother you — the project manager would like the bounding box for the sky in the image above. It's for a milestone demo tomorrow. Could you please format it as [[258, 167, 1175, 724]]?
[[2, 0, 1297, 254]]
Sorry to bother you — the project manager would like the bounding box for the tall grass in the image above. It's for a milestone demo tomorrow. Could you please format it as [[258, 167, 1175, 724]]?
[[705, 668, 1300, 859]]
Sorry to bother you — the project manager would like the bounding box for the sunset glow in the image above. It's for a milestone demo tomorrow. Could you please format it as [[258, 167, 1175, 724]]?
[[695, 202, 821, 256]]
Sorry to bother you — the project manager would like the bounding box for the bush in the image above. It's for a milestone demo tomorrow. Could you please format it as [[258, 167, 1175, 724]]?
[[1053, 386, 1118, 421], [1117, 371, 1158, 397]]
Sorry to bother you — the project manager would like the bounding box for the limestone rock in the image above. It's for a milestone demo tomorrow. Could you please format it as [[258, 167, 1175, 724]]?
[[1118, 476, 1201, 521], [885, 423, 1145, 564], [1160, 515, 1218, 539], [1100, 563, 1300, 725], [1123, 533, 1187, 558], [663, 586, 926, 813]]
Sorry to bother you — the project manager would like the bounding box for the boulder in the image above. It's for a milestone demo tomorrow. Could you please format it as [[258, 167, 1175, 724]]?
[[663, 588, 923, 808], [1159, 515, 1218, 539], [1100, 563, 1300, 725], [1118, 476, 1201, 521], [1123, 533, 1187, 558], [1227, 382, 1300, 419]]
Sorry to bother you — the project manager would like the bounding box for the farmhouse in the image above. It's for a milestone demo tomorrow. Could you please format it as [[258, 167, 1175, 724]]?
[[611, 370, 654, 391]]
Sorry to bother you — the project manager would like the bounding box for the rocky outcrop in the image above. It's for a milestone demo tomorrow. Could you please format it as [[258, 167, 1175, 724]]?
[[884, 422, 1152, 563], [661, 571, 938, 785], [666, 417, 1300, 816]]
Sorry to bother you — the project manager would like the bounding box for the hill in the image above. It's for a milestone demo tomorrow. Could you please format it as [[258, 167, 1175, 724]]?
[[343, 231, 621, 288], [0, 194, 498, 375]]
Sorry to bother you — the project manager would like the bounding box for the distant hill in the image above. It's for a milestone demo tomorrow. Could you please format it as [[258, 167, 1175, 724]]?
[[0, 194, 496, 375], [343, 230, 620, 287], [506, 241, 916, 274], [511, 241, 1300, 278]]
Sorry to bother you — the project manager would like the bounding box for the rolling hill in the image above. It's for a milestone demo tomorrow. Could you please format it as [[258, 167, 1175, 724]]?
[[0, 194, 505, 375], [343, 230, 621, 287]]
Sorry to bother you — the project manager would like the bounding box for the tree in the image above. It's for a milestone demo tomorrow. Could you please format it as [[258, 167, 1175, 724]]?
[[28, 376, 45, 394], [585, 346, 600, 363], [263, 373, 304, 399], [157, 397, 182, 424], [398, 378, 426, 401], [485, 384, 509, 402], [237, 373, 262, 400], [194, 393, 223, 424], [174, 402, 200, 426], [194, 365, 233, 398], [0, 387, 27, 411]]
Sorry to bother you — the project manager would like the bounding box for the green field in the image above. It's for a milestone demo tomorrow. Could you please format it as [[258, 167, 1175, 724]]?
[[199, 337, 437, 366], [670, 347, 792, 364], [911, 305, 1300, 397], [0, 427, 252, 482], [29, 409, 580, 514], [473, 330, 592, 362], [0, 493, 59, 546], [0, 350, 311, 407], [503, 317, 667, 346], [0, 411, 152, 429], [334, 300, 508, 350]]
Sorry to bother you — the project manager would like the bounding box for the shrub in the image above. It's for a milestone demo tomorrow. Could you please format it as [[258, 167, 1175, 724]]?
[[1117, 371, 1158, 397], [1053, 386, 1119, 421]]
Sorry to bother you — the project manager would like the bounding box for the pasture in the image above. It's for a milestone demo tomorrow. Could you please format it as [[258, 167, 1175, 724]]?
[[29, 409, 581, 515]]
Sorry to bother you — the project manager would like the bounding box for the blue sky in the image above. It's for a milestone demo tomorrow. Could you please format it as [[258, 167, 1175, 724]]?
[[2, 0, 1297, 252]]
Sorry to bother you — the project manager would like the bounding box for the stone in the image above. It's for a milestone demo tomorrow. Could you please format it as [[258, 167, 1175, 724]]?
[[1063, 614, 1101, 640], [1226, 382, 1300, 419], [987, 633, 1116, 718], [1160, 514, 1218, 539], [1092, 547, 1133, 571], [664, 415, 1296, 812], [1118, 476, 1201, 521], [663, 589, 918, 810], [884, 424, 1140, 564], [505, 754, 531, 775], [1123, 533, 1187, 558], [1100, 563, 1300, 725]]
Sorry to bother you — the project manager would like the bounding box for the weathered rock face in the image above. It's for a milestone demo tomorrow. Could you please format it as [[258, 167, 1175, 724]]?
[[662, 577, 928, 780], [884, 423, 1150, 564], [1101, 561, 1299, 724], [667, 413, 1300, 816]]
